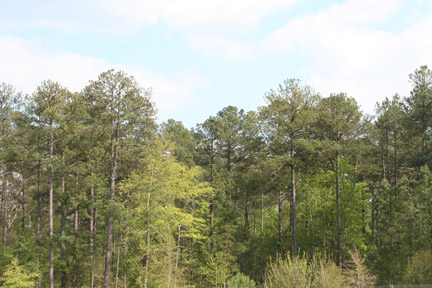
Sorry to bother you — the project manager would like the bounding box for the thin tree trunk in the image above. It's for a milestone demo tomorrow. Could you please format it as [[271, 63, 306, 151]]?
[[143, 165, 154, 288], [21, 188, 25, 229], [115, 234, 121, 288], [336, 157, 342, 268], [291, 138, 298, 258], [61, 183, 66, 286], [74, 209, 79, 237], [261, 192, 264, 234], [91, 193, 97, 288], [61, 149, 66, 288], [278, 190, 283, 254], [123, 241, 128, 288], [36, 160, 41, 245], [49, 119, 54, 288], [90, 168, 96, 288], [104, 119, 119, 288], [174, 225, 182, 288], [253, 200, 257, 237], [209, 139, 214, 252], [244, 199, 249, 231], [143, 190, 151, 288], [1, 172, 7, 245]]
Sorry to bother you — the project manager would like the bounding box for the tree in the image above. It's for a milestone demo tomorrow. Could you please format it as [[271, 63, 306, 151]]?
[[405, 65, 432, 153], [30, 80, 68, 288], [83, 69, 155, 288], [0, 83, 23, 246], [259, 79, 319, 257], [120, 141, 210, 287], [159, 119, 197, 167], [314, 93, 365, 267]]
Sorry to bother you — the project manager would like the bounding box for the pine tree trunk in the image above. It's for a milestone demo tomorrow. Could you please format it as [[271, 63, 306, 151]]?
[[336, 157, 342, 268], [244, 199, 249, 231], [1, 171, 7, 245], [115, 234, 121, 288], [278, 190, 283, 254], [209, 139, 214, 252], [143, 191, 151, 288], [61, 150, 66, 288], [291, 138, 298, 258], [104, 120, 119, 288], [90, 168, 96, 288], [261, 192, 264, 234], [36, 160, 41, 245], [174, 225, 182, 288], [49, 119, 54, 288]]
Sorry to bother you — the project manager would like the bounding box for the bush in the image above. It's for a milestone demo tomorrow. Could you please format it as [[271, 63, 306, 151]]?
[[403, 249, 432, 284], [265, 250, 375, 288], [266, 255, 311, 288], [0, 258, 39, 288], [344, 248, 375, 288], [227, 273, 256, 288], [312, 257, 346, 288]]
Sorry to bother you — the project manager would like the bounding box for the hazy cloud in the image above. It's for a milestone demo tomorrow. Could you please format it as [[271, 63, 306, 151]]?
[[262, 0, 432, 114], [0, 35, 206, 122]]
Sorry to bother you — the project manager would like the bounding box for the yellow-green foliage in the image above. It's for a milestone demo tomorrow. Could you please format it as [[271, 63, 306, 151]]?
[[344, 248, 375, 288], [120, 142, 212, 287], [403, 249, 432, 284], [266, 250, 375, 288], [0, 258, 39, 288], [266, 255, 311, 288], [312, 257, 346, 288], [227, 272, 256, 288]]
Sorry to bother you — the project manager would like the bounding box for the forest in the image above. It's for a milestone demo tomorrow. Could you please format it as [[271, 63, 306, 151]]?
[[0, 66, 432, 287]]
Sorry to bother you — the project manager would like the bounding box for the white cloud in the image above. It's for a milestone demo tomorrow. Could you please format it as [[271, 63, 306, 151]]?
[[187, 36, 255, 61], [0, 35, 205, 121], [1, 0, 301, 35], [262, 0, 432, 114]]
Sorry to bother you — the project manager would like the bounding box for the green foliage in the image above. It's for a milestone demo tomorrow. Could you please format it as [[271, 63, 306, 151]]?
[[120, 142, 211, 287], [227, 273, 256, 288], [2, 65, 432, 287], [266, 255, 311, 288], [0, 258, 39, 288], [402, 249, 432, 284], [311, 255, 346, 288]]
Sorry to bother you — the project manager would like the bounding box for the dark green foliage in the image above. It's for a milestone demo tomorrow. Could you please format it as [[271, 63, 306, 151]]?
[[2, 65, 432, 287]]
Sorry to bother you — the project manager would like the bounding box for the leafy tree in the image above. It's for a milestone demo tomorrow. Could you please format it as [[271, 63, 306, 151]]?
[[120, 141, 210, 287]]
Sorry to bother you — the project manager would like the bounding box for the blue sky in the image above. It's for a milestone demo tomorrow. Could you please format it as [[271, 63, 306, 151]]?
[[1, 0, 432, 128]]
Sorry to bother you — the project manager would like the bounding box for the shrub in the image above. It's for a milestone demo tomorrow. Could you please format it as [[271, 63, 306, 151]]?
[[403, 249, 432, 284], [227, 273, 256, 288], [312, 257, 346, 288], [266, 255, 311, 288], [0, 258, 39, 288], [344, 248, 376, 288]]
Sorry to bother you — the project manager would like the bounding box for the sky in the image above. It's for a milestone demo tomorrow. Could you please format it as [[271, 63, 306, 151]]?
[[1, 0, 432, 128]]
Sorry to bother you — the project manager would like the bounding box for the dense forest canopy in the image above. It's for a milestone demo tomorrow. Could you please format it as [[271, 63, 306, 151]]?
[[1, 65, 432, 287]]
